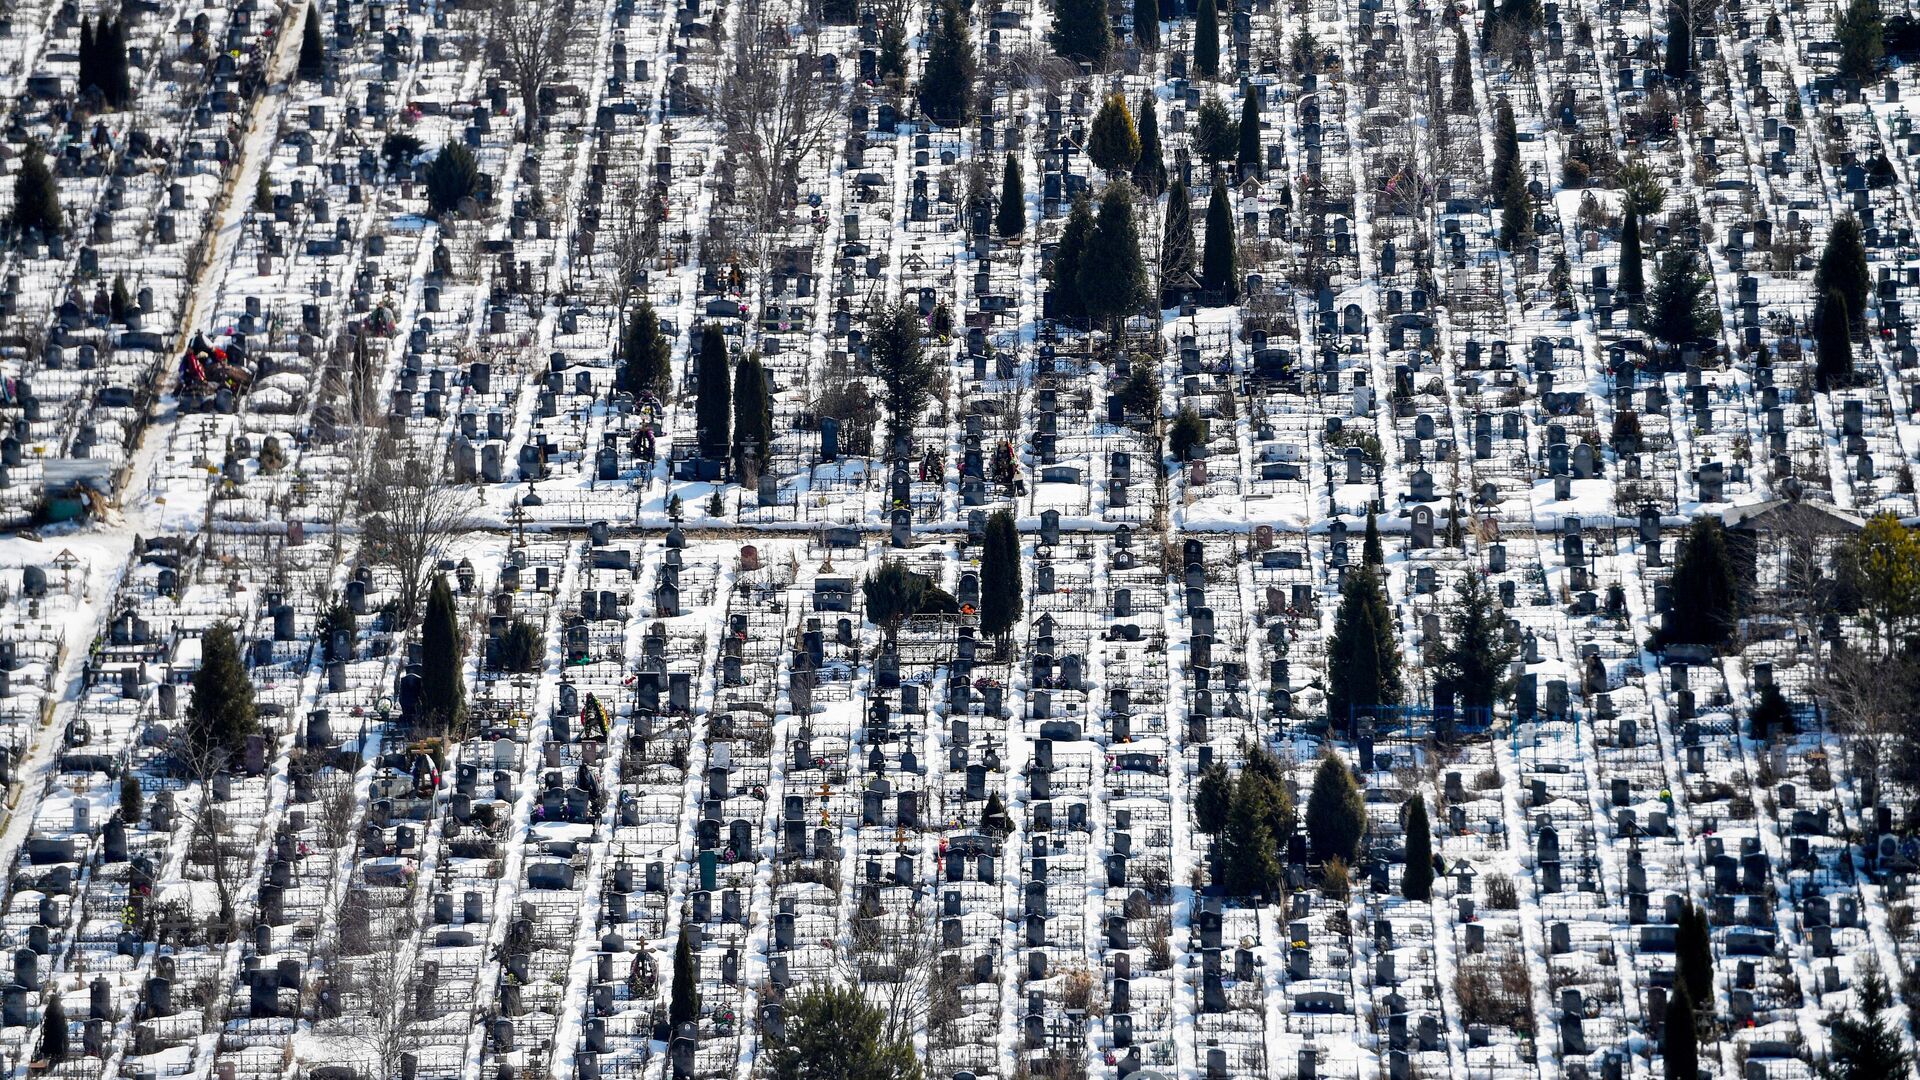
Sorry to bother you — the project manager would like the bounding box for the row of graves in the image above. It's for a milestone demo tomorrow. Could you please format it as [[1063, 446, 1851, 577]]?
[[0, 0, 271, 526]]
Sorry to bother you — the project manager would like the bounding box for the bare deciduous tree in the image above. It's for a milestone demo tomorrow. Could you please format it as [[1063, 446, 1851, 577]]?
[[359, 452, 476, 628], [323, 906, 422, 1073], [720, 0, 847, 284], [484, 0, 579, 137], [834, 899, 937, 1046]]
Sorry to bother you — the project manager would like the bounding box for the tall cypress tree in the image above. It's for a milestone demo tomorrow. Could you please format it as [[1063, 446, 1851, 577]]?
[[1160, 176, 1196, 299], [995, 152, 1025, 238], [1237, 88, 1262, 173], [1053, 0, 1113, 64], [1134, 0, 1160, 49], [1499, 163, 1530, 251], [300, 3, 327, 79], [1662, 986, 1698, 1080], [1665, 516, 1738, 648], [1450, 33, 1474, 112], [1664, 2, 1691, 80], [1674, 899, 1713, 1007], [1086, 94, 1141, 178], [694, 324, 731, 462], [1363, 508, 1384, 566], [78, 18, 96, 95], [1195, 0, 1220, 78], [918, 0, 976, 127], [1816, 288, 1855, 388], [40, 994, 67, 1064], [1619, 204, 1645, 301], [670, 917, 698, 1026], [1327, 563, 1401, 724], [1200, 176, 1237, 299], [8, 142, 61, 236], [1133, 94, 1167, 195], [1438, 571, 1516, 709], [1078, 182, 1148, 333], [621, 301, 672, 399], [419, 574, 465, 733], [980, 509, 1023, 638], [1050, 192, 1096, 322], [1490, 101, 1519, 200], [1402, 794, 1434, 900], [1815, 215, 1870, 330], [98, 17, 130, 107], [1305, 754, 1366, 863], [189, 623, 257, 760], [731, 353, 771, 481], [1194, 763, 1232, 833], [1220, 766, 1287, 898]]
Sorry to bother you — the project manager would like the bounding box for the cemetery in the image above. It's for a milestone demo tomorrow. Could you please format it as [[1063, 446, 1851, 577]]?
[[2, 0, 1920, 1078]]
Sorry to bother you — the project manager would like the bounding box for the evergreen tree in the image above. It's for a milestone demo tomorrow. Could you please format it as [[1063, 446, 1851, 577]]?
[[424, 140, 482, 216], [695, 324, 731, 462], [868, 301, 936, 448], [1750, 683, 1793, 741], [1499, 163, 1531, 251], [1134, 0, 1160, 50], [1821, 964, 1912, 1080], [1665, 517, 1738, 648], [1194, 762, 1232, 833], [995, 153, 1026, 238], [1816, 288, 1855, 388], [300, 2, 327, 79], [1219, 766, 1287, 898], [1305, 754, 1366, 863], [1195, 0, 1220, 78], [1237, 88, 1262, 172], [1363, 508, 1384, 566], [878, 19, 908, 80], [419, 574, 465, 733], [670, 918, 698, 1026], [1438, 571, 1517, 709], [768, 984, 921, 1080], [1675, 899, 1713, 1007], [863, 561, 956, 634], [919, 0, 976, 127], [188, 623, 257, 760], [40, 993, 66, 1064], [1159, 176, 1196, 300], [1647, 247, 1721, 351], [103, 17, 130, 107], [120, 770, 142, 824], [979, 791, 1013, 834], [1665, 2, 1691, 80], [621, 301, 672, 399], [1662, 986, 1698, 1080], [1050, 192, 1096, 322], [1053, 0, 1113, 65], [731, 353, 771, 481], [1490, 101, 1519, 201], [1133, 94, 1167, 195], [980, 509, 1023, 638], [1450, 33, 1474, 112], [1837, 0, 1885, 84], [1079, 182, 1149, 332], [1326, 564, 1402, 724], [1200, 176, 1238, 300], [1619, 205, 1645, 302], [1402, 794, 1434, 900], [1169, 405, 1207, 461], [1194, 96, 1238, 163], [8, 142, 61, 236], [1086, 94, 1141, 177], [1840, 512, 1920, 650], [1815, 215, 1870, 330], [78, 18, 95, 95]]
